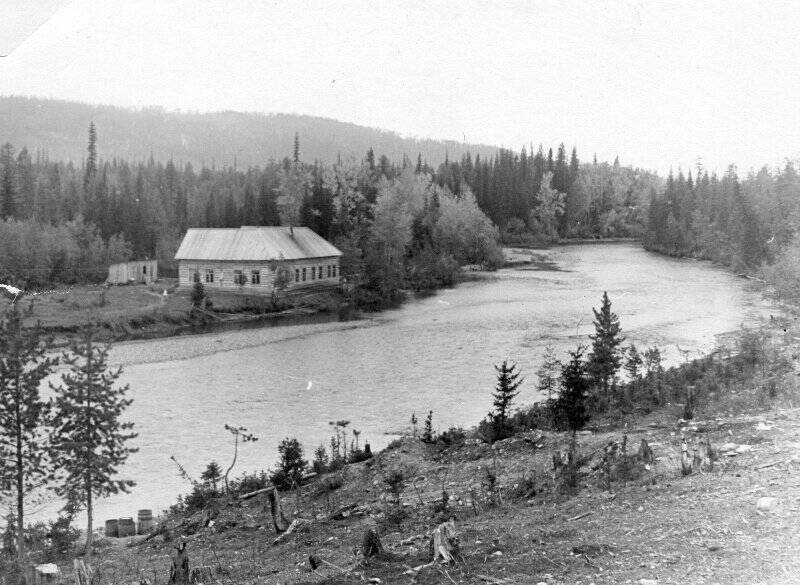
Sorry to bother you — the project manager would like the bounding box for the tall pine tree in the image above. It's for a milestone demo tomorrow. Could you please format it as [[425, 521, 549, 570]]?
[[51, 325, 137, 561]]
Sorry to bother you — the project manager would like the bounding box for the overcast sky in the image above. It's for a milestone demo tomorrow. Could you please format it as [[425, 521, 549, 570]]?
[[2, 0, 799, 174]]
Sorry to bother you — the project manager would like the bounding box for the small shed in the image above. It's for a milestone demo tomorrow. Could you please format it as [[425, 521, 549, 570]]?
[[107, 260, 158, 284]]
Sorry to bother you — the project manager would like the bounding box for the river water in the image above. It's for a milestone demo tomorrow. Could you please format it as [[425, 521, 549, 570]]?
[[46, 243, 779, 524]]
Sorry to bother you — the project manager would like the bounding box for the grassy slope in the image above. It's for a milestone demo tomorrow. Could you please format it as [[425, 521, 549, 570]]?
[[44, 318, 800, 585]]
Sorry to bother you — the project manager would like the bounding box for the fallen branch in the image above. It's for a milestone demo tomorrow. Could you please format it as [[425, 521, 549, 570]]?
[[272, 518, 308, 545], [756, 460, 783, 470], [238, 485, 276, 500], [542, 553, 566, 569], [568, 511, 594, 522]]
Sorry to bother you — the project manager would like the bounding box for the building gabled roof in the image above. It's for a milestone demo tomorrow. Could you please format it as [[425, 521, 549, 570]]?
[[174, 227, 342, 261]]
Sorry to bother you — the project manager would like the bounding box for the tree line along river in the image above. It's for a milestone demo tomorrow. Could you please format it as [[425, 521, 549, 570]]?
[[41, 242, 781, 523]]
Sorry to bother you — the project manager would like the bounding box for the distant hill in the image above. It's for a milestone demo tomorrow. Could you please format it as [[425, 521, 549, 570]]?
[[0, 95, 500, 168]]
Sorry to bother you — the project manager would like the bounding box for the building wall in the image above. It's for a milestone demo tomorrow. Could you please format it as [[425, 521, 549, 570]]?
[[178, 256, 341, 294], [107, 260, 158, 284]]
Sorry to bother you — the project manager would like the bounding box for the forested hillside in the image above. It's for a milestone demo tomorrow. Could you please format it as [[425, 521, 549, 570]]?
[[0, 115, 659, 293], [643, 163, 800, 292], [4, 101, 799, 304], [0, 96, 497, 170]]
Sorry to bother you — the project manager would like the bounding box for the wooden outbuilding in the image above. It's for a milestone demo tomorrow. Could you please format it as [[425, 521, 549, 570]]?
[[106, 259, 158, 284], [174, 226, 342, 294]]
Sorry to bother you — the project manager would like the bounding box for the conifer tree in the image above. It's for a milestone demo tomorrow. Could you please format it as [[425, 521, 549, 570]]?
[[51, 325, 137, 561], [0, 303, 58, 569], [536, 346, 561, 401], [84, 122, 97, 189], [554, 346, 591, 433], [587, 291, 625, 399], [0, 142, 17, 219], [200, 461, 222, 492], [490, 360, 523, 441]]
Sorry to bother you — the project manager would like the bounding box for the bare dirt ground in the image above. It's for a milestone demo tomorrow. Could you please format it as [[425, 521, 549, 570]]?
[[63, 395, 800, 585]]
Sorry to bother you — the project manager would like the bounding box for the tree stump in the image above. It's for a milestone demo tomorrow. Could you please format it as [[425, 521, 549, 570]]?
[[428, 519, 459, 564], [362, 528, 384, 559], [168, 542, 190, 584], [265, 486, 290, 533], [72, 560, 93, 585], [637, 438, 654, 464], [693, 435, 713, 471], [680, 439, 693, 476]]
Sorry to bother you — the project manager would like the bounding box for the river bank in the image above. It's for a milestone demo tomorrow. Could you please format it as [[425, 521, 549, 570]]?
[[28, 312, 800, 585]]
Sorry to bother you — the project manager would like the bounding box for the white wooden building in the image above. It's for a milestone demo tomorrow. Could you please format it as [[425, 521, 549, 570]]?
[[174, 226, 342, 293]]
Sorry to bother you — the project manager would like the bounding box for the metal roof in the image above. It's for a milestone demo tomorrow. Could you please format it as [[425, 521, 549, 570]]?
[[174, 227, 342, 261]]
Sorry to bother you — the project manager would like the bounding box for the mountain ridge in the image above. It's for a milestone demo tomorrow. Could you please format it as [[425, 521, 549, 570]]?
[[0, 95, 501, 168]]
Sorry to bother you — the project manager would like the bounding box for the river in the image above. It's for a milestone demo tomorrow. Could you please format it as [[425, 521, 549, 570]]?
[[44, 242, 780, 524]]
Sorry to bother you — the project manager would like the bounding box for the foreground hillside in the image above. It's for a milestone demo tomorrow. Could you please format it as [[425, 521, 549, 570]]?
[[0, 96, 498, 168], [38, 315, 800, 585]]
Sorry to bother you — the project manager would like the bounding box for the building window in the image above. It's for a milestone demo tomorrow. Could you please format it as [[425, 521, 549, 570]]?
[[143, 265, 147, 275], [251, 270, 261, 285], [205, 269, 214, 283], [234, 270, 246, 285], [318, 266, 323, 279], [327, 265, 331, 278], [295, 269, 300, 282], [302, 268, 306, 281], [311, 265, 316, 280], [332, 265, 337, 277], [192, 271, 200, 283]]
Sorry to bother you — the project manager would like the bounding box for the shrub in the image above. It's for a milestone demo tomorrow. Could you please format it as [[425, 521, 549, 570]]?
[[312, 444, 329, 474], [271, 437, 308, 490], [183, 484, 220, 513], [190, 281, 206, 307], [437, 427, 466, 448], [230, 470, 270, 496]]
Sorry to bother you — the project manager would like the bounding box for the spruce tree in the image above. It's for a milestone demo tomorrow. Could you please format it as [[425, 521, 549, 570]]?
[[490, 360, 523, 441], [554, 346, 591, 433], [84, 122, 97, 189], [0, 303, 58, 569], [51, 325, 137, 561], [587, 291, 625, 399], [536, 346, 561, 401], [0, 142, 17, 219]]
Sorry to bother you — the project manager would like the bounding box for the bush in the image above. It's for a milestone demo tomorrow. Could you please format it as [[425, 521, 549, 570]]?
[[271, 437, 308, 490], [190, 281, 206, 307], [183, 484, 220, 513], [312, 444, 329, 474], [437, 426, 466, 448], [230, 470, 270, 496]]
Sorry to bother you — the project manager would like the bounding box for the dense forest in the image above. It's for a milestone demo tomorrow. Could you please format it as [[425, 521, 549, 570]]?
[[0, 121, 659, 297], [643, 163, 800, 296], [2, 104, 800, 303]]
